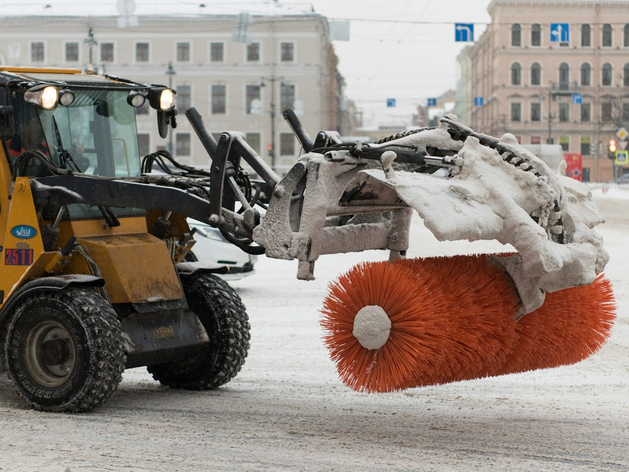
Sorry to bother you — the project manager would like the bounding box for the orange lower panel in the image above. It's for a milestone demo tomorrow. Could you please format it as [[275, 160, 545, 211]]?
[[78, 233, 183, 304]]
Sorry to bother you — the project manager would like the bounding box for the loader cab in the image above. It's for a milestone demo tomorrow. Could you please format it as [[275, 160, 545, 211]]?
[[0, 68, 176, 220]]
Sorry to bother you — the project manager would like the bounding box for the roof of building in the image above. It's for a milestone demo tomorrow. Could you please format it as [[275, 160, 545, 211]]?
[[0, 0, 316, 18], [488, 0, 629, 7]]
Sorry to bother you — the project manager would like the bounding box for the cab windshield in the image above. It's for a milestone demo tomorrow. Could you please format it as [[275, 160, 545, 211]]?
[[4, 87, 145, 220], [39, 88, 141, 178]]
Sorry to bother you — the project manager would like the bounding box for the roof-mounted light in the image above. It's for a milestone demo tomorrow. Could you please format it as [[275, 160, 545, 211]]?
[[59, 89, 75, 106], [127, 90, 146, 108], [24, 85, 59, 110], [148, 87, 176, 111]]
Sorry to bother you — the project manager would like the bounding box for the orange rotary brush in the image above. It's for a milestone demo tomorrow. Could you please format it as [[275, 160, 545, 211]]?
[[321, 256, 616, 393]]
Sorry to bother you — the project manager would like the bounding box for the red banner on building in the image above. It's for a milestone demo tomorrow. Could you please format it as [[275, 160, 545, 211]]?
[[563, 153, 583, 181]]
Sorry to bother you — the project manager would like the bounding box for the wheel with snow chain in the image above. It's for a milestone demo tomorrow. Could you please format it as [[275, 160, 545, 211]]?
[[3, 288, 126, 413], [148, 273, 250, 390]]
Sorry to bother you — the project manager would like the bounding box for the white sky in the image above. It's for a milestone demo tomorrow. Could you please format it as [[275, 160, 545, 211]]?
[[301, 0, 493, 128]]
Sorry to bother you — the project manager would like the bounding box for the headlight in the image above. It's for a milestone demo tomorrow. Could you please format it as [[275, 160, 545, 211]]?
[[24, 85, 59, 110], [148, 87, 176, 111], [159, 89, 176, 110]]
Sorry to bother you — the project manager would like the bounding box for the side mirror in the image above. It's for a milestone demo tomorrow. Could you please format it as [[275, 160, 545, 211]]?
[[0, 88, 15, 139], [157, 109, 177, 139]]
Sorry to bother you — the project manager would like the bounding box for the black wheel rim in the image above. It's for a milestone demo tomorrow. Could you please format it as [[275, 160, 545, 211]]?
[[24, 320, 77, 388]]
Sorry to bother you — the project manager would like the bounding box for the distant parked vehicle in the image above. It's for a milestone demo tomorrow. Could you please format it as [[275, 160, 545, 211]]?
[[615, 174, 629, 184], [187, 220, 257, 281]]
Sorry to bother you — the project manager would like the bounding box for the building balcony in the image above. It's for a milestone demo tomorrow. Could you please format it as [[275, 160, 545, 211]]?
[[551, 81, 579, 96]]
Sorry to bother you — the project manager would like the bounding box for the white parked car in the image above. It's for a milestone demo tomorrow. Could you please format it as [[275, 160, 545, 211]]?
[[187, 220, 257, 281]]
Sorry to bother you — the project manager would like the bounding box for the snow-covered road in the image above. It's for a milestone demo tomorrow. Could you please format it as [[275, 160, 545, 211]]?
[[0, 186, 627, 471]]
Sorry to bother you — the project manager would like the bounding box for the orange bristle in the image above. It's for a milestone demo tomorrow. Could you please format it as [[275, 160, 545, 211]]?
[[321, 255, 520, 392], [394, 255, 519, 384], [496, 274, 616, 375], [321, 261, 454, 393]]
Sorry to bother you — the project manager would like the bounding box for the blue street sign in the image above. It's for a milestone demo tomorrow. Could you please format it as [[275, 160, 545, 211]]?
[[615, 150, 629, 166], [474, 96, 484, 107], [550, 23, 570, 43], [427, 98, 437, 106], [572, 93, 582, 105], [455, 23, 474, 42], [386, 98, 396, 108]]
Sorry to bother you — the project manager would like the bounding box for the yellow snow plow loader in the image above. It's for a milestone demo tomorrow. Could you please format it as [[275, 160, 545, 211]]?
[[0, 66, 611, 411]]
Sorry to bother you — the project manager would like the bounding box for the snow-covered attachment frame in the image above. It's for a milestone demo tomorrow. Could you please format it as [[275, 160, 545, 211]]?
[[189, 109, 608, 316]]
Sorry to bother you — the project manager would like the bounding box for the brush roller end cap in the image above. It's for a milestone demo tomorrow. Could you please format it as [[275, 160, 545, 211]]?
[[353, 305, 391, 350]]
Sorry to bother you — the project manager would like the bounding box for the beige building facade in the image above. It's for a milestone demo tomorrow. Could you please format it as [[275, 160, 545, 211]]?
[[0, 1, 346, 174], [458, 0, 629, 181]]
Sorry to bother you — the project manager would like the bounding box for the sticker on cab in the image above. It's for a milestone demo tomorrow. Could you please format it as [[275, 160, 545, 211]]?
[[10, 225, 38, 240], [5, 248, 34, 266]]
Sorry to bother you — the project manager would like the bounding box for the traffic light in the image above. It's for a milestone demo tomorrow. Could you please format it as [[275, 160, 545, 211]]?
[[609, 139, 617, 159]]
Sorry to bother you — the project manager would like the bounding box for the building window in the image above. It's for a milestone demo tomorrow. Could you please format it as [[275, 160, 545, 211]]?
[[511, 103, 521, 122], [531, 102, 541, 122], [210, 42, 224, 62], [31, 42, 45, 62], [581, 24, 591, 47], [559, 103, 570, 122], [280, 83, 295, 111], [559, 136, 569, 152], [246, 85, 261, 114], [559, 62, 570, 89], [624, 64, 629, 87], [100, 43, 114, 62], [531, 136, 541, 144], [247, 42, 260, 62], [602, 102, 613, 122], [531, 62, 541, 85], [211, 84, 226, 114], [138, 133, 150, 157], [531, 23, 541, 46], [511, 63, 521, 85], [280, 42, 294, 62], [623, 103, 629, 123], [581, 136, 590, 156], [580, 63, 591, 86], [177, 42, 190, 62], [136, 42, 149, 62], [65, 42, 79, 62], [176, 133, 191, 157], [602, 63, 613, 86], [581, 103, 591, 122], [511, 24, 521, 47], [602, 24, 612, 47], [245, 132, 261, 154], [176, 85, 191, 111], [280, 132, 295, 156]]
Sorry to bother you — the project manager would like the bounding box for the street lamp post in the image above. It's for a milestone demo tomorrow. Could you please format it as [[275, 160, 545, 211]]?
[[165, 62, 176, 154], [261, 76, 282, 170]]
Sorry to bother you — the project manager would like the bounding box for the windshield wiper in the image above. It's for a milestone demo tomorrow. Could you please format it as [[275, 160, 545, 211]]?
[[52, 116, 82, 172]]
